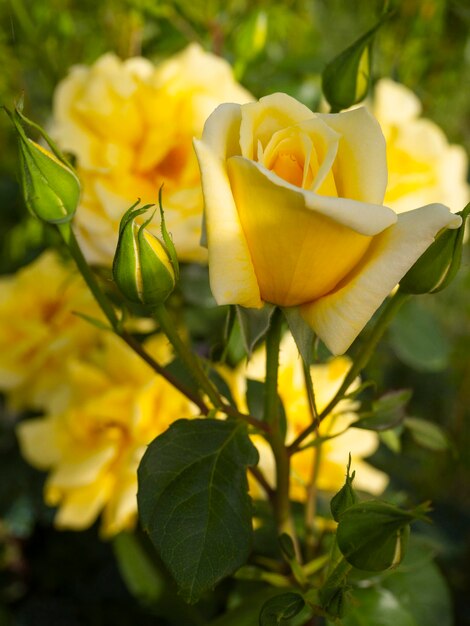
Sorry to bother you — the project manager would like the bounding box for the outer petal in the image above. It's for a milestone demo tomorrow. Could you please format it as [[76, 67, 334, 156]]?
[[230, 158, 396, 235], [16, 419, 60, 469], [194, 105, 262, 307], [319, 107, 388, 204], [302, 204, 462, 354]]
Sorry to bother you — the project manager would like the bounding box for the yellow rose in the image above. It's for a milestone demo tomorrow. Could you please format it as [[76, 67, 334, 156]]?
[[373, 78, 469, 213], [244, 335, 387, 500], [194, 93, 461, 355], [0, 252, 102, 410], [51, 44, 252, 265], [16, 333, 196, 536]]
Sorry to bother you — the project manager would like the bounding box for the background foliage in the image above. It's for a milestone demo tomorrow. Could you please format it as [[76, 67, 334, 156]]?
[[0, 0, 469, 624]]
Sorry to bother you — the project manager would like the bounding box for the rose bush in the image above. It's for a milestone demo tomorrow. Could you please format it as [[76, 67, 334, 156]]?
[[51, 44, 252, 264], [194, 93, 461, 354], [373, 78, 469, 214]]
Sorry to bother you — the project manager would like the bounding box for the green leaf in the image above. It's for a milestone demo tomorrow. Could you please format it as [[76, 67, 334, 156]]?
[[336, 586, 417, 626], [404, 417, 450, 451], [282, 307, 315, 366], [236, 305, 275, 357], [113, 532, 165, 605], [259, 592, 305, 625], [137, 419, 259, 603], [353, 390, 412, 431], [389, 300, 451, 372], [383, 554, 452, 626]]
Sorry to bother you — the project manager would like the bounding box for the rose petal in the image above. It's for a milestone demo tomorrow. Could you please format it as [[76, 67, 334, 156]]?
[[240, 93, 314, 159], [301, 204, 462, 354], [319, 107, 388, 204]]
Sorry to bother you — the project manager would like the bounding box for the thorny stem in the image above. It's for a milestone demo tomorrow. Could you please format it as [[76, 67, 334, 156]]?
[[302, 360, 322, 559], [288, 290, 410, 454], [263, 308, 297, 547]]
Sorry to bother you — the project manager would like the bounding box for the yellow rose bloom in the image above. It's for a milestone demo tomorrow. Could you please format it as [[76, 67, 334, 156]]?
[[194, 93, 461, 355], [373, 78, 469, 213], [244, 335, 388, 500], [16, 333, 196, 536], [51, 44, 252, 265], [0, 251, 102, 410]]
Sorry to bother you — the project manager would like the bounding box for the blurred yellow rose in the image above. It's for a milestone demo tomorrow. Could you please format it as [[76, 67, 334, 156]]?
[[244, 335, 388, 500], [51, 44, 252, 265], [194, 93, 461, 355], [0, 251, 102, 410], [16, 333, 196, 536], [373, 78, 469, 213]]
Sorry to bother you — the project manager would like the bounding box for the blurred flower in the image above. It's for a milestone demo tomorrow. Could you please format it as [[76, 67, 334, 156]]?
[[51, 44, 252, 265], [244, 335, 388, 500], [373, 78, 469, 213], [0, 251, 102, 410], [194, 92, 460, 355], [16, 333, 196, 536]]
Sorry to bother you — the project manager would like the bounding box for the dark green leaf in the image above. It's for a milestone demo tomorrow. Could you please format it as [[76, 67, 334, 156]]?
[[389, 300, 450, 372], [138, 419, 259, 603], [353, 390, 412, 431], [113, 532, 165, 605], [259, 592, 305, 625], [404, 417, 450, 451], [337, 586, 417, 626]]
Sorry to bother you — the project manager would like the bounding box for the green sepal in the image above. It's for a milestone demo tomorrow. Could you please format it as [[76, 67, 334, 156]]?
[[322, 12, 392, 111], [399, 203, 469, 295], [158, 185, 180, 281], [138, 212, 175, 305]]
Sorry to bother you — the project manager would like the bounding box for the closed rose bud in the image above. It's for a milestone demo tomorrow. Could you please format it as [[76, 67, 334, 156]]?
[[336, 500, 431, 571], [113, 200, 177, 306], [400, 202, 470, 294], [6, 108, 80, 224], [321, 15, 389, 111]]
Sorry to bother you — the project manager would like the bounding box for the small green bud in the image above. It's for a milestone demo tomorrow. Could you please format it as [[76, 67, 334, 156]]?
[[336, 500, 431, 571], [5, 106, 80, 224], [113, 199, 178, 306], [330, 455, 358, 522], [322, 14, 391, 111], [400, 204, 468, 295]]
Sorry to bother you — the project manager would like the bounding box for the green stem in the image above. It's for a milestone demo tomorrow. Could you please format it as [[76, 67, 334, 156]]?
[[302, 361, 321, 559], [288, 290, 410, 454], [263, 309, 293, 539], [57, 223, 209, 413], [58, 223, 119, 328], [153, 303, 225, 410]]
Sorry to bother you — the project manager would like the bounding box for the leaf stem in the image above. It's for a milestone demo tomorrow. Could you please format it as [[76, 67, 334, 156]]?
[[288, 290, 409, 454], [152, 303, 231, 405]]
